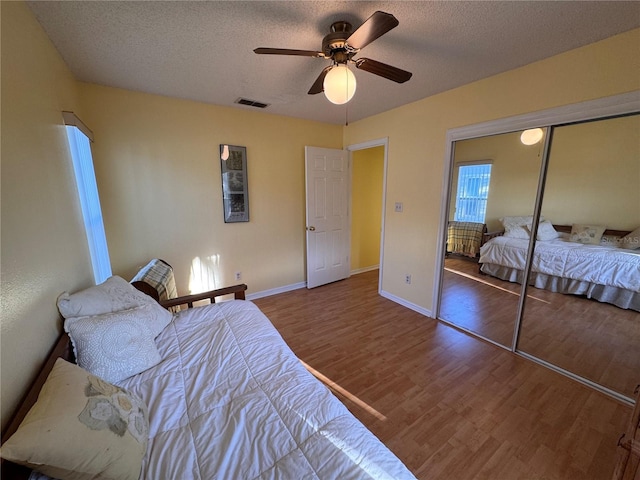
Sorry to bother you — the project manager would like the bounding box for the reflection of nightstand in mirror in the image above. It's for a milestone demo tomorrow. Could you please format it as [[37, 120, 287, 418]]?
[[612, 385, 640, 480]]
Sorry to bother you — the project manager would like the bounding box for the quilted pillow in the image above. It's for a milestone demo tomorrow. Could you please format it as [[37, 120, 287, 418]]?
[[618, 226, 640, 250], [570, 224, 606, 245], [0, 358, 148, 480], [65, 304, 167, 383], [57, 275, 163, 319]]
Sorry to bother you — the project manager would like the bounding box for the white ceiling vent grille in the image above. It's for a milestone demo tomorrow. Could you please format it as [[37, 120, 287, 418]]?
[[235, 98, 270, 109]]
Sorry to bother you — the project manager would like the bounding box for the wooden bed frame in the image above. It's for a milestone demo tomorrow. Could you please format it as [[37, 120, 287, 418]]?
[[0, 283, 248, 480]]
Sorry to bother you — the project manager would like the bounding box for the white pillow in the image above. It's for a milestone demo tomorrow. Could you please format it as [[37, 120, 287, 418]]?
[[570, 224, 606, 245], [526, 220, 560, 241], [500, 215, 543, 240], [618, 226, 640, 250], [0, 359, 148, 480], [57, 275, 160, 318], [65, 304, 167, 383]]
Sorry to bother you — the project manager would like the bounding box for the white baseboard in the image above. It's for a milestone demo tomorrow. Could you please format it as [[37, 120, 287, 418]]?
[[379, 290, 433, 318], [350, 265, 379, 275], [247, 281, 306, 301]]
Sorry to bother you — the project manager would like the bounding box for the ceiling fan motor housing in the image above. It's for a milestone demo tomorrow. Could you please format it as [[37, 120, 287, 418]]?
[[323, 21, 356, 61]]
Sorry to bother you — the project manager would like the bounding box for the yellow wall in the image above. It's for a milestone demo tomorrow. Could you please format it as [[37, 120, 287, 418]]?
[[1, 2, 94, 430], [542, 114, 640, 230], [344, 28, 640, 312], [78, 83, 342, 296], [451, 114, 639, 233], [452, 132, 545, 232], [2, 1, 639, 433], [351, 146, 384, 271]]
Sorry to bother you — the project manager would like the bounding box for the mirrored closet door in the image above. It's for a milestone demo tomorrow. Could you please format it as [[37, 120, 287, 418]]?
[[517, 113, 640, 400], [435, 92, 639, 403], [439, 130, 545, 348]]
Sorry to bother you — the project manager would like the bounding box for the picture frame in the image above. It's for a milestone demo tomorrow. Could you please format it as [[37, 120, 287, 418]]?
[[220, 144, 249, 223]]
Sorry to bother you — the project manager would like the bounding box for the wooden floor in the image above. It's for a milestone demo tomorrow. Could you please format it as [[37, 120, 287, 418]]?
[[253, 270, 632, 480], [441, 257, 640, 398]]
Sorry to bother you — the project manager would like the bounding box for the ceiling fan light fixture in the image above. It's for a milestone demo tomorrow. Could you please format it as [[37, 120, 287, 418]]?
[[323, 64, 356, 104]]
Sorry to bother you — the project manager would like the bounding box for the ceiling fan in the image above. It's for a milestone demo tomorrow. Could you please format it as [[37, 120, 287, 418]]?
[[254, 11, 412, 104]]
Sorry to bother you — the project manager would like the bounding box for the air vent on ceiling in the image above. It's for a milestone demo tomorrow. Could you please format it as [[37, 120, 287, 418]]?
[[235, 98, 270, 109]]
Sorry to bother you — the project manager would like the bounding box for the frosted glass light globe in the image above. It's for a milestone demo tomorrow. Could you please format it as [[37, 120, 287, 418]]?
[[323, 65, 356, 104], [520, 128, 544, 145]]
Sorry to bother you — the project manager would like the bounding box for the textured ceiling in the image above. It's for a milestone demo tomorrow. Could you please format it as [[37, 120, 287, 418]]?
[[27, 1, 640, 125]]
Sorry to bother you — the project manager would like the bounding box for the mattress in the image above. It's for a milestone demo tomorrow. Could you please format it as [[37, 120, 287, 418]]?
[[116, 300, 416, 479]]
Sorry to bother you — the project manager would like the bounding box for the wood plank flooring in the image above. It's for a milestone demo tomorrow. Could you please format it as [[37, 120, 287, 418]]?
[[253, 270, 632, 480], [441, 257, 640, 398]]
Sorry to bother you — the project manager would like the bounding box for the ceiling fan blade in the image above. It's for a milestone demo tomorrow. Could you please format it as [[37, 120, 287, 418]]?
[[308, 66, 332, 94], [254, 48, 324, 57], [345, 11, 399, 51], [355, 58, 412, 83]]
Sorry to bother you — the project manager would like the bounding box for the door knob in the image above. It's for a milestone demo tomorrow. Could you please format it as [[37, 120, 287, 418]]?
[[307, 226, 316, 231]]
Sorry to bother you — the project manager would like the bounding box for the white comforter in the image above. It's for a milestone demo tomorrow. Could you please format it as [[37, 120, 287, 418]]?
[[118, 300, 415, 479], [479, 236, 640, 292]]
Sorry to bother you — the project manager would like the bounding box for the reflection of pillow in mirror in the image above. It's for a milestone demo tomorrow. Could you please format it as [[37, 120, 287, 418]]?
[[500, 216, 543, 240], [503, 224, 529, 239], [526, 221, 560, 241], [570, 224, 606, 245], [617, 226, 640, 250]]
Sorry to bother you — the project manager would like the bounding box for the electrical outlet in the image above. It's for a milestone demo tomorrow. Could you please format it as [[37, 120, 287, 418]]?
[[235, 272, 242, 281], [405, 274, 411, 284], [395, 202, 403, 213]]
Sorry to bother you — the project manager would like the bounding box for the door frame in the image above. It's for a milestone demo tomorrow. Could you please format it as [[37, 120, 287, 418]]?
[[346, 137, 389, 294]]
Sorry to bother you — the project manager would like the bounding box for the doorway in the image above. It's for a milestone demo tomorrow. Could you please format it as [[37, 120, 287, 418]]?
[[347, 138, 388, 294]]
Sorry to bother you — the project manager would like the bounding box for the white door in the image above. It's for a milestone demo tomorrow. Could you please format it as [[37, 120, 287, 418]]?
[[305, 146, 350, 289]]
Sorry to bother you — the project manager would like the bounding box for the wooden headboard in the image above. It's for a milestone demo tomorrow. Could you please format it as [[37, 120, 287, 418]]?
[[551, 225, 632, 238], [0, 283, 248, 480], [484, 224, 632, 242]]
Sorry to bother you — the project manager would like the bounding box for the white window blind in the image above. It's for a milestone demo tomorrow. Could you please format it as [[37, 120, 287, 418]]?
[[454, 163, 492, 223], [66, 124, 112, 284]]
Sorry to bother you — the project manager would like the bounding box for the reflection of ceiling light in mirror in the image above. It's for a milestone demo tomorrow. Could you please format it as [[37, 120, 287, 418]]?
[[520, 128, 544, 145], [221, 144, 229, 161], [323, 64, 356, 104]]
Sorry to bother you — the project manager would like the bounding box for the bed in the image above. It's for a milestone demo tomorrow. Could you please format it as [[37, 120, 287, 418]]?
[[479, 223, 640, 311], [1, 280, 416, 480]]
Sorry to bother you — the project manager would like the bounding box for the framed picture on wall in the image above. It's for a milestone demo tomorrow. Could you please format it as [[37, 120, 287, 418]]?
[[220, 144, 249, 223]]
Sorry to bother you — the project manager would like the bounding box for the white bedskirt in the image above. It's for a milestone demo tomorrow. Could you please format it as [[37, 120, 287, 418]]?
[[480, 263, 640, 311]]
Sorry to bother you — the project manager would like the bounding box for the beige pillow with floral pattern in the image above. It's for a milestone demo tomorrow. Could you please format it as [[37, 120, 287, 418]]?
[[570, 224, 606, 245], [0, 358, 148, 480]]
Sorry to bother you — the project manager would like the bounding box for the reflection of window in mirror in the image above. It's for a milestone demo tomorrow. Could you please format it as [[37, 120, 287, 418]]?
[[453, 163, 492, 223]]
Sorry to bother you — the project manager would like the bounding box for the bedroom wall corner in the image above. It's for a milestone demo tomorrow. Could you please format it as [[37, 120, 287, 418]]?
[[343, 28, 640, 315], [76, 83, 343, 298], [0, 1, 93, 432]]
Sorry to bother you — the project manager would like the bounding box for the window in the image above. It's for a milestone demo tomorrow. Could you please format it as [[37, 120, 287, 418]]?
[[65, 113, 112, 284], [454, 163, 492, 223]]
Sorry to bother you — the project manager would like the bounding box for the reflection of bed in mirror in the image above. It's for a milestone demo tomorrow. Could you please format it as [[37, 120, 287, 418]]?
[[479, 224, 640, 312]]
